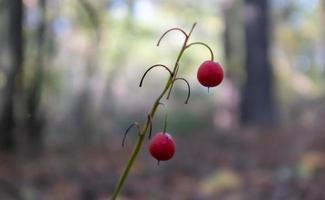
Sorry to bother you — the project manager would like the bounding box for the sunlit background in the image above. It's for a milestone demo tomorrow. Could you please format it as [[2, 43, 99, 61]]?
[[0, 0, 325, 199]]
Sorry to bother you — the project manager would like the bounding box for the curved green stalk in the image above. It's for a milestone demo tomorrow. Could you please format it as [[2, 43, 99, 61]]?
[[111, 23, 196, 200]]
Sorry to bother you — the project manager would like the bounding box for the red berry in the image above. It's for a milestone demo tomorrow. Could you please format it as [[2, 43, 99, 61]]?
[[197, 60, 224, 88], [149, 132, 175, 161]]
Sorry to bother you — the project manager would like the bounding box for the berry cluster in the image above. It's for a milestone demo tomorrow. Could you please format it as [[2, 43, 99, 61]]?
[[148, 61, 223, 163], [112, 23, 224, 199]]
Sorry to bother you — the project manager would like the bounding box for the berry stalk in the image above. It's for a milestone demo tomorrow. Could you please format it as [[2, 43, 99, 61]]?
[[110, 23, 196, 200]]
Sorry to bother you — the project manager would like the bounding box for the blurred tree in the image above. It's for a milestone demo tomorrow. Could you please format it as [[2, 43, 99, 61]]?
[[25, 0, 47, 154], [240, 0, 276, 125], [222, 0, 244, 80], [0, 1, 8, 56], [102, 0, 136, 122], [322, 0, 325, 75], [71, 0, 103, 144], [0, 0, 24, 151]]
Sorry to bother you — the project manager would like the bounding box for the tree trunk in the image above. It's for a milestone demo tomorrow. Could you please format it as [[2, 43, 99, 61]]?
[[321, 0, 325, 74], [0, 0, 24, 151], [240, 0, 276, 125], [25, 0, 46, 154], [221, 0, 244, 79], [223, 2, 232, 67]]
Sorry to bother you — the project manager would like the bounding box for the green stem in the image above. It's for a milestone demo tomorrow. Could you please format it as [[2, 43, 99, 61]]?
[[110, 23, 195, 200], [111, 75, 173, 200], [185, 42, 214, 61], [163, 107, 168, 133], [111, 134, 145, 199]]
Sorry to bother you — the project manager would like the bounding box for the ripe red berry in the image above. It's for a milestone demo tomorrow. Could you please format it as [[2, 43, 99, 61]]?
[[197, 60, 224, 88], [149, 132, 175, 162]]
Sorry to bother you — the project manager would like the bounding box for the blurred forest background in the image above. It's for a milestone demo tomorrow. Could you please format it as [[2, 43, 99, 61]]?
[[0, 0, 325, 199]]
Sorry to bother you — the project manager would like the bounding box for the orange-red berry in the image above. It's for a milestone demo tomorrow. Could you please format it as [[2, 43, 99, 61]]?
[[149, 132, 175, 161], [197, 60, 224, 88]]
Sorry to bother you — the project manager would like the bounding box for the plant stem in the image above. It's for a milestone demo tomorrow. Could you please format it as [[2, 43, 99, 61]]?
[[163, 107, 167, 133], [110, 24, 194, 200], [111, 80, 172, 200]]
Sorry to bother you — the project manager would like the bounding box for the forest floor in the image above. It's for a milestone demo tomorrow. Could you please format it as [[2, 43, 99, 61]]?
[[0, 119, 325, 200]]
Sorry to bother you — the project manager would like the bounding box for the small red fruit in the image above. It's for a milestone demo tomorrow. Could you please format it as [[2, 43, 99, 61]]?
[[197, 60, 224, 88], [149, 132, 175, 162]]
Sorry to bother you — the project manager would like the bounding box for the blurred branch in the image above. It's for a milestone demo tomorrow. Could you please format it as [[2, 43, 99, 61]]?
[[77, 0, 101, 42]]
